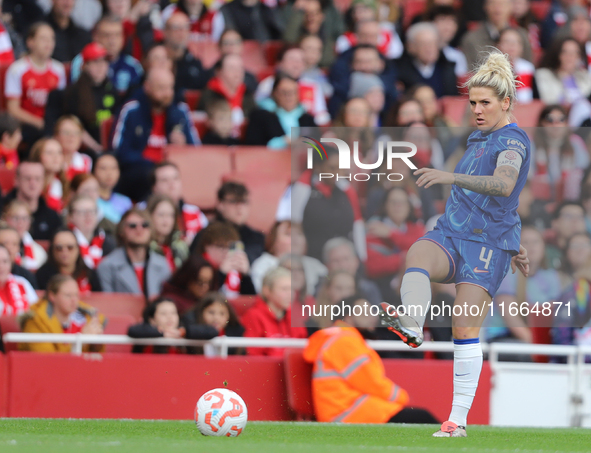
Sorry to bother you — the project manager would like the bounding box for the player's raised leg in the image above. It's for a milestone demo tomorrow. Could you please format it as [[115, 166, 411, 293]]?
[[380, 239, 451, 347], [433, 283, 492, 438]]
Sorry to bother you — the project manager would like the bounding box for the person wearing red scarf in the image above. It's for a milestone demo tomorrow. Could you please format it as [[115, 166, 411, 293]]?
[[242, 267, 308, 357], [195, 222, 256, 300], [0, 113, 21, 170], [0, 244, 38, 316], [200, 54, 255, 138]]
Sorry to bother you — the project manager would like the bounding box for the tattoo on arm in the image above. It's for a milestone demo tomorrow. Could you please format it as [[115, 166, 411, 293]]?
[[453, 166, 519, 197]]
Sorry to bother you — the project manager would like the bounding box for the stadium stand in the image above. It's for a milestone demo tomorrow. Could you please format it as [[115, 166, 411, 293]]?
[[284, 348, 315, 420]]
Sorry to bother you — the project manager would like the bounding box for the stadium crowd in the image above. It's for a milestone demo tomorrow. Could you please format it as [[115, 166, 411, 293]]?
[[0, 0, 590, 361]]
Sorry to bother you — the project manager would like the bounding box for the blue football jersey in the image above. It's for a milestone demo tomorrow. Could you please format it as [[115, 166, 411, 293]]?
[[435, 123, 530, 254]]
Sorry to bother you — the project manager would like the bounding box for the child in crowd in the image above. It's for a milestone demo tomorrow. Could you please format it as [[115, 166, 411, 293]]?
[[0, 113, 21, 169], [93, 153, 133, 224], [202, 98, 240, 146]]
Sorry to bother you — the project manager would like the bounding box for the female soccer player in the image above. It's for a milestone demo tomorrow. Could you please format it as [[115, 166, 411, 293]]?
[[380, 50, 531, 437]]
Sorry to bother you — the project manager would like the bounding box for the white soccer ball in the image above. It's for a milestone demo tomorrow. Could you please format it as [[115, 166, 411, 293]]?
[[194, 388, 248, 437]]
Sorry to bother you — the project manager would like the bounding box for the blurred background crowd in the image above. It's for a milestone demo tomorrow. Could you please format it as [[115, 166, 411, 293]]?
[[0, 0, 590, 361]]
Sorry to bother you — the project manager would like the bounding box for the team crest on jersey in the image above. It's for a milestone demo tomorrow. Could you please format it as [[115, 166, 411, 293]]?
[[475, 147, 485, 158]]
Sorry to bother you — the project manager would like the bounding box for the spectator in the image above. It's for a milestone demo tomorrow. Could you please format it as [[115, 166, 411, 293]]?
[[582, 184, 591, 236], [303, 302, 438, 423], [162, 0, 216, 42], [536, 37, 591, 107], [45, 43, 120, 153], [336, 13, 403, 60], [36, 227, 102, 293], [385, 96, 424, 127], [5, 22, 66, 150], [408, 84, 456, 157], [532, 105, 589, 201], [300, 34, 333, 97], [251, 220, 292, 293], [183, 292, 245, 355], [328, 44, 397, 118], [201, 98, 241, 146], [395, 22, 458, 98], [487, 225, 561, 347], [347, 72, 385, 126], [160, 255, 215, 315], [547, 201, 587, 270], [365, 187, 426, 300], [163, 11, 209, 91], [0, 113, 21, 170], [460, 0, 532, 70], [333, 96, 373, 129], [93, 153, 132, 224], [496, 27, 535, 104], [199, 54, 255, 139], [322, 237, 381, 306], [20, 275, 104, 352], [54, 115, 93, 180], [128, 297, 218, 354], [43, 0, 91, 62], [292, 145, 366, 262], [69, 173, 117, 236], [246, 74, 317, 148], [309, 270, 357, 330], [190, 181, 264, 264], [3, 162, 62, 240], [540, 0, 576, 49], [216, 29, 258, 92], [146, 162, 208, 243], [0, 224, 38, 288], [195, 221, 256, 299], [29, 137, 67, 213], [0, 243, 37, 315], [105, 0, 161, 61], [255, 46, 330, 126], [2, 201, 47, 272], [559, 232, 591, 290], [284, 0, 342, 68], [68, 194, 116, 270], [1, 0, 44, 41], [97, 208, 171, 298], [291, 222, 328, 295], [278, 253, 317, 320], [147, 194, 189, 272], [511, 0, 541, 56], [112, 68, 199, 201], [0, 4, 16, 64], [125, 42, 176, 100], [242, 266, 307, 356], [71, 16, 143, 95], [213, 0, 284, 42], [428, 5, 468, 78]]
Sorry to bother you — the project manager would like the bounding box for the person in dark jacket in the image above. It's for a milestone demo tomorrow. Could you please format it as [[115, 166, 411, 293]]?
[[112, 68, 200, 201], [245, 73, 316, 148], [201, 98, 241, 146], [395, 22, 458, 98], [36, 227, 102, 293], [128, 297, 218, 354], [3, 162, 62, 241], [215, 0, 284, 42], [44, 0, 91, 62], [163, 11, 210, 92], [190, 182, 265, 265], [45, 42, 121, 154]]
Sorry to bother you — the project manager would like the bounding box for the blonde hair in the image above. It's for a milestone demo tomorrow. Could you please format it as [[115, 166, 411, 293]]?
[[464, 49, 520, 115], [261, 266, 291, 294]]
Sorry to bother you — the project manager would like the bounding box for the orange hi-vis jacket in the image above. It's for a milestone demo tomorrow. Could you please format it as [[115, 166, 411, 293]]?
[[303, 325, 409, 423]]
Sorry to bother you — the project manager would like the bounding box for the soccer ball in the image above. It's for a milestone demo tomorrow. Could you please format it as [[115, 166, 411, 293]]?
[[195, 388, 248, 437]]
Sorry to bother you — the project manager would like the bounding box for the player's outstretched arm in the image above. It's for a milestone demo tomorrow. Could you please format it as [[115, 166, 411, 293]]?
[[414, 165, 518, 198]]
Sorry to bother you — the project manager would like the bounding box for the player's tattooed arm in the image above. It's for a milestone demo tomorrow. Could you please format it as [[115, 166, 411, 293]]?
[[453, 165, 519, 197]]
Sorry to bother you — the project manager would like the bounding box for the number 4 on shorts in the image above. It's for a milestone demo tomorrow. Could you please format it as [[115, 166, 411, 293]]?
[[479, 247, 493, 270]]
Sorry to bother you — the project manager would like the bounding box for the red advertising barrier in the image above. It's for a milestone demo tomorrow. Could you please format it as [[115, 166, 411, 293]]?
[[4, 352, 490, 424], [0, 353, 6, 417]]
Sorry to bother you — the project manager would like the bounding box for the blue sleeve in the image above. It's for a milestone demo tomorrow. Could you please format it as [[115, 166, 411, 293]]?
[[178, 103, 200, 145], [112, 102, 150, 165], [496, 127, 530, 161], [70, 54, 83, 83]]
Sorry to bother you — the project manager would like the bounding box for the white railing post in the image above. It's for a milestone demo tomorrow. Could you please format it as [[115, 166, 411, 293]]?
[[72, 333, 83, 355]]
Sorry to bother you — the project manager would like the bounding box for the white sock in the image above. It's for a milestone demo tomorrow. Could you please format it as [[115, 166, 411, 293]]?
[[449, 339, 483, 427], [400, 268, 431, 331]]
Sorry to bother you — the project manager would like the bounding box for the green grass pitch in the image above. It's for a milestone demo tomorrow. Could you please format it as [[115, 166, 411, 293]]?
[[0, 419, 590, 453]]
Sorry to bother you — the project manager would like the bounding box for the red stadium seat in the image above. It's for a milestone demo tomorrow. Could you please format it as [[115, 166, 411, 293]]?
[[513, 99, 545, 128], [0, 316, 20, 353], [284, 349, 315, 420], [242, 41, 268, 75], [81, 293, 146, 321], [100, 117, 114, 151], [192, 117, 208, 138], [167, 144, 233, 209], [263, 41, 284, 66], [439, 96, 469, 125], [233, 146, 291, 178], [222, 170, 290, 233], [402, 0, 427, 29], [530, 1, 551, 21], [256, 66, 275, 82], [63, 61, 71, 82], [0, 166, 16, 194], [0, 63, 11, 110], [229, 295, 257, 320], [188, 40, 220, 69], [103, 314, 137, 353], [36, 240, 50, 252], [184, 90, 202, 111]]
